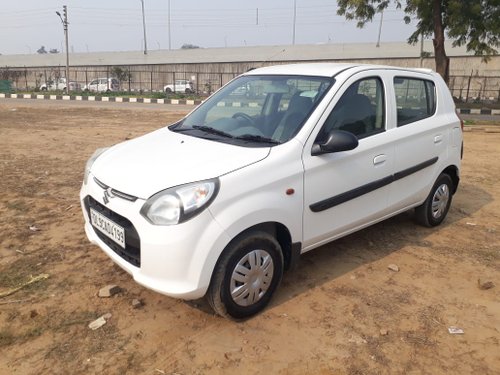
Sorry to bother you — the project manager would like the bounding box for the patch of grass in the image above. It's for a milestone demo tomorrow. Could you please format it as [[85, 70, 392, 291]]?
[[23, 326, 44, 340], [454, 100, 500, 109], [54, 311, 99, 332], [0, 329, 15, 347], [5, 200, 29, 212], [0, 326, 43, 348], [0, 256, 43, 288], [13, 89, 202, 101]]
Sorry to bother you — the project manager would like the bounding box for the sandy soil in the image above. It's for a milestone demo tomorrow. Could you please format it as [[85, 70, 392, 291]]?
[[0, 100, 499, 375]]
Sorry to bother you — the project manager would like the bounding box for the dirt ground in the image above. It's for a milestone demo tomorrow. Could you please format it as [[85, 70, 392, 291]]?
[[0, 100, 499, 375]]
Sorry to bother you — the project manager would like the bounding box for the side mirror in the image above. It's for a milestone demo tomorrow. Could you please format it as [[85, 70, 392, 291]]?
[[311, 130, 359, 156]]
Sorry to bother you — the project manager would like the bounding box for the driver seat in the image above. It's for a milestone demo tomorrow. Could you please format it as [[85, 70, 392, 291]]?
[[272, 93, 313, 142]]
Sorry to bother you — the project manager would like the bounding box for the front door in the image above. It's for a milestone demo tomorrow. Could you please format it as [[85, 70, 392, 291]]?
[[302, 72, 395, 250]]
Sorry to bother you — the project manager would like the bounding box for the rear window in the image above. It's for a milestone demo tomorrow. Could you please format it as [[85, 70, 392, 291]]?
[[394, 77, 436, 126]]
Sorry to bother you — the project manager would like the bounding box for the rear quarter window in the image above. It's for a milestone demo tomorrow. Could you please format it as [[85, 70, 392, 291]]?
[[394, 77, 436, 126]]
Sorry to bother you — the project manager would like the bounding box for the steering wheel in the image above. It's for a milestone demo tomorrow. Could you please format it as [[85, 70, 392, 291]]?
[[232, 112, 255, 126]]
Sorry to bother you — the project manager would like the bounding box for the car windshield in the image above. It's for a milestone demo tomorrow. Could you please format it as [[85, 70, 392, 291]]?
[[171, 75, 334, 147]]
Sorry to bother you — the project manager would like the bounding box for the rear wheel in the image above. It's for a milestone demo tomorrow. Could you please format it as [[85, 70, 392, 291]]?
[[415, 173, 453, 227], [207, 231, 283, 319]]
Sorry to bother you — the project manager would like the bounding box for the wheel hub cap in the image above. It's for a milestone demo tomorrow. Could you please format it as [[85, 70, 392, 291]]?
[[431, 183, 449, 219], [230, 249, 274, 307]]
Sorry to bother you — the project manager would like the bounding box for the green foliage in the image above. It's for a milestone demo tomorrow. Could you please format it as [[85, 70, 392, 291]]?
[[151, 92, 167, 99], [446, 0, 500, 58], [109, 66, 131, 83], [336, 0, 499, 59]]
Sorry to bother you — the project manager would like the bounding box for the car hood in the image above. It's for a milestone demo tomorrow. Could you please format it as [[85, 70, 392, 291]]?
[[90, 127, 270, 199]]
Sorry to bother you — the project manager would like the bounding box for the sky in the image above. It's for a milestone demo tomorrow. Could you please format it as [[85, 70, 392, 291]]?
[[0, 0, 418, 55]]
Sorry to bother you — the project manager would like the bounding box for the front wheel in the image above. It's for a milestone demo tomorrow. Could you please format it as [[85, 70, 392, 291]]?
[[415, 173, 453, 227], [207, 231, 283, 319]]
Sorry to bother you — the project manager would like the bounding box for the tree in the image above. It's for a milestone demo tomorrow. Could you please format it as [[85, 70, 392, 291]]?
[[49, 48, 59, 54], [37, 46, 48, 54], [110, 66, 131, 83], [337, 0, 500, 83]]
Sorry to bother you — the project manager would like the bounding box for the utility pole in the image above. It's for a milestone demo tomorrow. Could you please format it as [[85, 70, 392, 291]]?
[[168, 0, 171, 50], [376, 10, 384, 47], [292, 0, 297, 45], [141, 0, 148, 54], [56, 6, 70, 95]]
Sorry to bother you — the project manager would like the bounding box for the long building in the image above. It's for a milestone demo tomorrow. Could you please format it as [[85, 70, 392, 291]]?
[[1, 41, 498, 99]]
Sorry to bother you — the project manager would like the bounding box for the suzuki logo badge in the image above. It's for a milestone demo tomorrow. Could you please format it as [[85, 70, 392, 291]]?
[[103, 188, 115, 205]]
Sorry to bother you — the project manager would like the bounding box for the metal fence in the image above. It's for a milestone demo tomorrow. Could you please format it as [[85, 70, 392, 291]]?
[[0, 66, 242, 96], [449, 75, 500, 102], [1, 65, 500, 101]]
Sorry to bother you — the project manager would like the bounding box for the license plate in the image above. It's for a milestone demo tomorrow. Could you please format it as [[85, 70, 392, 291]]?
[[90, 208, 126, 249]]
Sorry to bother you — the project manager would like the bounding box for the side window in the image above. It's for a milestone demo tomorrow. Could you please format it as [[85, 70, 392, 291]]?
[[318, 77, 385, 140], [394, 77, 436, 126]]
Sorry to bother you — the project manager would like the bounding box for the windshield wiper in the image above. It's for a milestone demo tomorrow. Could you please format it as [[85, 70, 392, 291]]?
[[192, 125, 234, 138], [234, 134, 281, 145]]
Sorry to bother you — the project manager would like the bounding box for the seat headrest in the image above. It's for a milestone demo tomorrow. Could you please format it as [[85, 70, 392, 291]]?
[[288, 94, 313, 114]]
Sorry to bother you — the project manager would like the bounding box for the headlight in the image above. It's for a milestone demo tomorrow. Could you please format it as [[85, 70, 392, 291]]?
[[140, 179, 219, 225], [83, 147, 109, 185]]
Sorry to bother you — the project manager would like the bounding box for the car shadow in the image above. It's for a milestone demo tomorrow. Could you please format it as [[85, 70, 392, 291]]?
[[186, 181, 492, 317], [270, 181, 491, 308]]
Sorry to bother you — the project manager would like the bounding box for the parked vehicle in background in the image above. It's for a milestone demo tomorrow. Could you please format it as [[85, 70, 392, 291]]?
[[164, 79, 194, 94], [40, 78, 81, 91], [81, 63, 463, 319], [84, 78, 120, 93]]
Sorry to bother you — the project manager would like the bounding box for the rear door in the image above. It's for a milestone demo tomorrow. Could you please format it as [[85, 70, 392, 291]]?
[[385, 72, 448, 211], [302, 71, 396, 250]]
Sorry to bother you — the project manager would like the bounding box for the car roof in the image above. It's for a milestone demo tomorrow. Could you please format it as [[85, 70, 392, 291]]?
[[244, 63, 435, 78]]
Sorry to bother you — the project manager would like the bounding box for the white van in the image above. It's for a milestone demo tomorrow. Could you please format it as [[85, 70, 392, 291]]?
[[164, 79, 194, 94], [81, 63, 463, 319]]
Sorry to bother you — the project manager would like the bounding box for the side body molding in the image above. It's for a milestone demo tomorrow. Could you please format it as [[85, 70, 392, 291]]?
[[310, 157, 438, 213]]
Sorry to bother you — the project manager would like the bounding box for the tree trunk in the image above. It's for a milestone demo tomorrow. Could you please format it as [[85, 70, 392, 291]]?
[[432, 0, 450, 84]]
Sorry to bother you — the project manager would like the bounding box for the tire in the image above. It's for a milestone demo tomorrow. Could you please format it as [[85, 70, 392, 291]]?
[[185, 88, 192, 94], [207, 231, 284, 320], [415, 173, 453, 227], [165, 88, 172, 93]]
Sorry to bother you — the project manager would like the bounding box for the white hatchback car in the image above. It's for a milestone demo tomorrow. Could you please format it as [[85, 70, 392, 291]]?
[[40, 77, 81, 91], [81, 63, 462, 319]]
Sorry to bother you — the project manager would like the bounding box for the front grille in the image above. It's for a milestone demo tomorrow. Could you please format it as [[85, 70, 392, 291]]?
[[84, 196, 141, 267], [93, 177, 137, 202]]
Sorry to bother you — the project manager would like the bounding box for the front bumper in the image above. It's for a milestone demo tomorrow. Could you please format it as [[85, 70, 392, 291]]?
[[80, 175, 231, 300]]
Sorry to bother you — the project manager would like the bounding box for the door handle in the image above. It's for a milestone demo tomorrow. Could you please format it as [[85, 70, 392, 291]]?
[[434, 135, 443, 144], [373, 154, 387, 165]]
